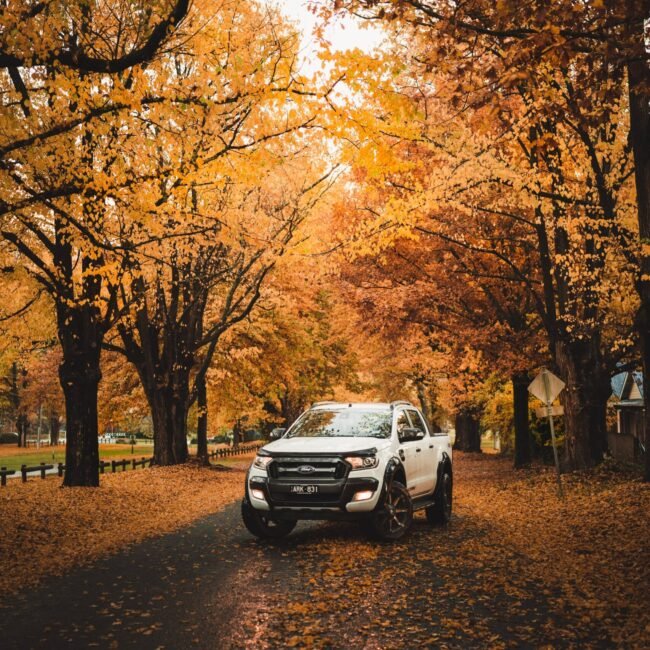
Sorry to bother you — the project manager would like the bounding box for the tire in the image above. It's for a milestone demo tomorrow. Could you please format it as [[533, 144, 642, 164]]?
[[368, 480, 413, 541], [426, 470, 452, 525], [241, 498, 296, 539]]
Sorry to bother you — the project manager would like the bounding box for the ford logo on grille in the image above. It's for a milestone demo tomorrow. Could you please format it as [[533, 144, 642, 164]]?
[[297, 465, 316, 474]]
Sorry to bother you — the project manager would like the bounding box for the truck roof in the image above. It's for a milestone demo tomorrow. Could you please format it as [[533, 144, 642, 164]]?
[[310, 401, 414, 411]]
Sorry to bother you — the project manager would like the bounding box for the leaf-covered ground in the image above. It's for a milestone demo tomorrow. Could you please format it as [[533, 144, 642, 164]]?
[[262, 454, 650, 649], [0, 457, 253, 600], [1, 452, 648, 648]]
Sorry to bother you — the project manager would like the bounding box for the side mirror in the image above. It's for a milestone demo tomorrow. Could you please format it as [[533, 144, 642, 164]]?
[[399, 426, 423, 442], [269, 428, 286, 440]]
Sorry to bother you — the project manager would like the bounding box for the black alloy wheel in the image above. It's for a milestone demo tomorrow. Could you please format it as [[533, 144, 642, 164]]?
[[241, 498, 296, 539], [369, 480, 413, 541]]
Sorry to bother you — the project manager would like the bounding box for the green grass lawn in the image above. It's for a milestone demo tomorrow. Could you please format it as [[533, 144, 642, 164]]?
[[0, 445, 154, 472], [0, 443, 254, 473]]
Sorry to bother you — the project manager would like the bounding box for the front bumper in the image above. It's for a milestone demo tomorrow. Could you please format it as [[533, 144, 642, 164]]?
[[247, 470, 382, 519]]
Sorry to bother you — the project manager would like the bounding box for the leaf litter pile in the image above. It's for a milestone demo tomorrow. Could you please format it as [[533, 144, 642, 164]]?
[[262, 453, 649, 649], [0, 458, 253, 601]]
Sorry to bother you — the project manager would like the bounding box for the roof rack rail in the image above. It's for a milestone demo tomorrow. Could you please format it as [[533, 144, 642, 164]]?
[[311, 401, 338, 408], [390, 400, 412, 409]]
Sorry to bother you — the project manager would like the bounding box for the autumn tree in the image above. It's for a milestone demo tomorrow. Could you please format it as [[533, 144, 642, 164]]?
[[0, 1, 196, 485], [0, 0, 329, 484], [327, 0, 650, 476], [22, 348, 64, 445], [0, 264, 55, 444], [207, 276, 365, 438], [314, 12, 639, 470], [96, 351, 149, 438], [109, 165, 335, 465]]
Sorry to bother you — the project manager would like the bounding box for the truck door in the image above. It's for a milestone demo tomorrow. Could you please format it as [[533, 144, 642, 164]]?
[[406, 409, 436, 494], [396, 410, 421, 496]]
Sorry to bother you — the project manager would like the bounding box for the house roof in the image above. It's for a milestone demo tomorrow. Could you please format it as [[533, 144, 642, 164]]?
[[611, 372, 627, 399], [611, 371, 645, 400]]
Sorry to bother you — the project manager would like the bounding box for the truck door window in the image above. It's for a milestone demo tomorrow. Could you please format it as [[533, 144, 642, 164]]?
[[396, 411, 412, 443], [406, 409, 427, 437]]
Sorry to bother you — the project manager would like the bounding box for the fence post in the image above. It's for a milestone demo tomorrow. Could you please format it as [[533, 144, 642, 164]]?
[[111, 460, 117, 473], [21, 464, 27, 482], [58, 463, 64, 478], [40, 462, 46, 479]]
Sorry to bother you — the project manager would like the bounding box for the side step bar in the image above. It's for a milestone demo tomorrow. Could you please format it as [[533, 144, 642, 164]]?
[[412, 497, 436, 512]]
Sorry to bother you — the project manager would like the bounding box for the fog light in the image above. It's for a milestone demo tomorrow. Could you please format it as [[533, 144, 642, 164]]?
[[250, 488, 266, 500], [352, 489, 374, 502]]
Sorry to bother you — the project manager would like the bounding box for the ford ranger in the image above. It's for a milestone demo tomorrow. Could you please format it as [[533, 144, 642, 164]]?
[[241, 401, 453, 541]]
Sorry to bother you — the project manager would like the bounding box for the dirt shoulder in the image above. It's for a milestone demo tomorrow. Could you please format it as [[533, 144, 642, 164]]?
[[0, 456, 253, 601]]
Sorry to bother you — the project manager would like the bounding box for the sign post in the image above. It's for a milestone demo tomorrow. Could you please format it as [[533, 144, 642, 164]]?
[[529, 368, 565, 498]]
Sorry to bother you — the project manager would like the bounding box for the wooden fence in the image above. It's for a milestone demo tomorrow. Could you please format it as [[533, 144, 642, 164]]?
[[0, 442, 264, 486]]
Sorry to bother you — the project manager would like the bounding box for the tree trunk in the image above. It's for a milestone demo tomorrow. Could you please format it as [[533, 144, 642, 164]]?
[[16, 413, 28, 447], [196, 373, 209, 466], [280, 392, 289, 427], [145, 382, 189, 466], [642, 327, 650, 482], [59, 349, 101, 487], [416, 378, 431, 425], [555, 337, 610, 471], [453, 410, 481, 452], [627, 54, 650, 482], [49, 414, 60, 446], [512, 373, 532, 468], [233, 418, 241, 448]]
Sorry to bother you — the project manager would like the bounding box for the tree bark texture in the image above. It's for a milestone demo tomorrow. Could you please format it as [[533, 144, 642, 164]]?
[[627, 45, 650, 482], [454, 410, 481, 452], [49, 414, 60, 446], [555, 337, 610, 470], [196, 373, 209, 465], [512, 373, 532, 468], [58, 306, 102, 487]]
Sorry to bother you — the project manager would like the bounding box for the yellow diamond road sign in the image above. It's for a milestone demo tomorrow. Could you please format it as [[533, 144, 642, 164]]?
[[528, 369, 565, 405]]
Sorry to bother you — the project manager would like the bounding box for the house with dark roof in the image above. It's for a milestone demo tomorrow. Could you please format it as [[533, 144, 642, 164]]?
[[609, 371, 645, 462]]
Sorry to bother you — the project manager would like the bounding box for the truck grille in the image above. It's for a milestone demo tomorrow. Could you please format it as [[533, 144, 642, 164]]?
[[268, 457, 348, 480]]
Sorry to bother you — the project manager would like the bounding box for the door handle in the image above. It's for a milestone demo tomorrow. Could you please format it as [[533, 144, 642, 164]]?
[[416, 448, 421, 452], [429, 445, 434, 449]]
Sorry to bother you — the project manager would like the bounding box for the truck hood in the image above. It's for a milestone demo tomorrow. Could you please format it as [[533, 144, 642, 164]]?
[[261, 436, 391, 456]]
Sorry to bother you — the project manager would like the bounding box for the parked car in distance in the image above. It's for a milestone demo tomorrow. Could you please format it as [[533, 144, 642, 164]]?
[[242, 401, 453, 541]]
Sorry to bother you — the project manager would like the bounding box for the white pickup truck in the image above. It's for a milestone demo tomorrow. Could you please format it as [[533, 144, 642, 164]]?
[[241, 401, 453, 541]]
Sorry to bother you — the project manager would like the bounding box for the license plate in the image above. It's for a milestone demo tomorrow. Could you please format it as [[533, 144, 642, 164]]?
[[290, 485, 318, 494]]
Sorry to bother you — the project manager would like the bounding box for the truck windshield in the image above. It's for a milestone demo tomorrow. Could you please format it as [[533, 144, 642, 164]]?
[[286, 409, 392, 438]]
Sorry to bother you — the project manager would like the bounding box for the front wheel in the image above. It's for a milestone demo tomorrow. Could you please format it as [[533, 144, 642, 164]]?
[[241, 498, 296, 539], [426, 470, 452, 525], [368, 480, 413, 541]]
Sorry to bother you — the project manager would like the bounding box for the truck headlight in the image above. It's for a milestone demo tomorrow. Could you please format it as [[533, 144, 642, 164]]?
[[345, 456, 379, 470], [253, 456, 272, 471]]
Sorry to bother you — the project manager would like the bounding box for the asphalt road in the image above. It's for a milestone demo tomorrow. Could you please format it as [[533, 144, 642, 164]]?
[[1, 501, 309, 650]]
